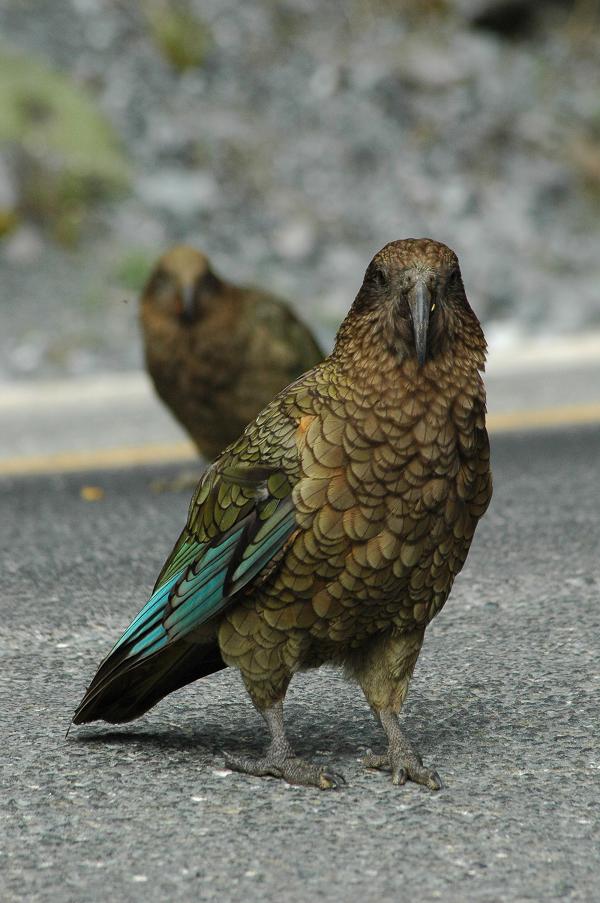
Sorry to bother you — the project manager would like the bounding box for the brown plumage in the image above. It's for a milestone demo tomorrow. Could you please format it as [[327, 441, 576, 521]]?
[[140, 245, 324, 460], [75, 238, 492, 791]]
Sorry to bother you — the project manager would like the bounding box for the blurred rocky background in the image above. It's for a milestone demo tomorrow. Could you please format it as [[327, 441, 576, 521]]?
[[1, 0, 599, 382]]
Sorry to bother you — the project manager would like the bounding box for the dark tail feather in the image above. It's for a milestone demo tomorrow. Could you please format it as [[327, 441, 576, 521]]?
[[73, 640, 225, 725]]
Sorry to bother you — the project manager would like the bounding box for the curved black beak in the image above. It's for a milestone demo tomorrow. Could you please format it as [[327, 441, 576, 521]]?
[[180, 284, 196, 324], [408, 281, 431, 367]]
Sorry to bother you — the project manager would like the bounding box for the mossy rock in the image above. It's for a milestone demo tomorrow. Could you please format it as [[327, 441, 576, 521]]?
[[145, 2, 212, 72], [0, 48, 129, 243]]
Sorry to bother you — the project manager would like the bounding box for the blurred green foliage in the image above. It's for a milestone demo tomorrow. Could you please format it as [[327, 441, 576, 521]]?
[[0, 208, 19, 237], [115, 249, 155, 292], [0, 48, 129, 244], [144, 2, 212, 72]]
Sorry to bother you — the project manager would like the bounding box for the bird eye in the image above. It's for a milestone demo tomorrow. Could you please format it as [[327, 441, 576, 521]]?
[[148, 270, 173, 297], [196, 269, 221, 297], [369, 265, 387, 288], [430, 302, 436, 313]]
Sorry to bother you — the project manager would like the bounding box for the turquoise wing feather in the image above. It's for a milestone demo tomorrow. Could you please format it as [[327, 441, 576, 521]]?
[[72, 465, 296, 723], [109, 498, 293, 667]]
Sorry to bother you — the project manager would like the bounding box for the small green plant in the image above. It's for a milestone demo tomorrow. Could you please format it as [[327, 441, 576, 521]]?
[[145, 2, 212, 72], [115, 249, 156, 292], [0, 47, 129, 244], [0, 207, 19, 238]]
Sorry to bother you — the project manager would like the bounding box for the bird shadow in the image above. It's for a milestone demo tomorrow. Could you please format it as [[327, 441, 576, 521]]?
[[69, 685, 496, 763], [71, 723, 255, 758]]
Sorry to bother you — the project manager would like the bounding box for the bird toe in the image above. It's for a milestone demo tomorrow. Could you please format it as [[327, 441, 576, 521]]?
[[224, 749, 344, 790], [362, 750, 390, 771], [424, 769, 443, 791], [404, 763, 443, 791], [223, 751, 282, 779], [364, 745, 442, 790], [318, 769, 347, 790]]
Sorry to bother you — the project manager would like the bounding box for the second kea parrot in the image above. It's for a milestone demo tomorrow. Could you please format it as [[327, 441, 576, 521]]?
[[140, 245, 324, 462]]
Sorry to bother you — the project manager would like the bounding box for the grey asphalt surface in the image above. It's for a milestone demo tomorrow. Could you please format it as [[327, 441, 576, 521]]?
[[1, 427, 599, 902]]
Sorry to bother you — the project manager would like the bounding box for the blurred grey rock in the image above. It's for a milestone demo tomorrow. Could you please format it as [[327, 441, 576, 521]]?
[[309, 64, 343, 99], [272, 219, 316, 261], [135, 170, 219, 216], [2, 225, 44, 265], [112, 207, 168, 249], [393, 36, 484, 89], [0, 153, 17, 209], [11, 337, 46, 375]]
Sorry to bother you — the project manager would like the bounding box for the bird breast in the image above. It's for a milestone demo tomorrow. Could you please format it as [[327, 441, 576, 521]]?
[[277, 362, 487, 639]]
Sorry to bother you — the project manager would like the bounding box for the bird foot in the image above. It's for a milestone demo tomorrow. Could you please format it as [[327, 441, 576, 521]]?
[[363, 748, 442, 790], [224, 750, 346, 790]]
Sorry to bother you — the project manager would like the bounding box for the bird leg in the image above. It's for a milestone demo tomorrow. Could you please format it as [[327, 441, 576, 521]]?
[[355, 628, 441, 789], [224, 701, 345, 790], [364, 709, 442, 790]]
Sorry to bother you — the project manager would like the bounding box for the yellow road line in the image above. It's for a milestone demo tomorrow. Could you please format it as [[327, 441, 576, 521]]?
[[488, 402, 600, 432], [0, 403, 599, 477], [0, 442, 196, 476]]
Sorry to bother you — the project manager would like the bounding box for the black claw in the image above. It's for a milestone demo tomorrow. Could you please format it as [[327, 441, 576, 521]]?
[[318, 769, 346, 790], [392, 767, 408, 786], [330, 771, 347, 786], [427, 770, 443, 791]]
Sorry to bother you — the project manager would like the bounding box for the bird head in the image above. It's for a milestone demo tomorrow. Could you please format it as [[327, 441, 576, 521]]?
[[141, 245, 223, 325], [345, 238, 482, 368]]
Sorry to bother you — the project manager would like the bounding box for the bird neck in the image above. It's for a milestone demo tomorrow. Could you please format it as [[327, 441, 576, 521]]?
[[330, 304, 486, 397]]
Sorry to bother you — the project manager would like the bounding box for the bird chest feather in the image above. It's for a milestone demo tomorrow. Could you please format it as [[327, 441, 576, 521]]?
[[286, 357, 488, 638]]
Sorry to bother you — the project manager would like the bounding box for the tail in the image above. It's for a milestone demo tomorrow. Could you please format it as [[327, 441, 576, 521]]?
[[72, 638, 225, 724]]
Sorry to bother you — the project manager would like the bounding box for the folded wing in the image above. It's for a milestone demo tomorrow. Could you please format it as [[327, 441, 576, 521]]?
[[73, 464, 297, 724]]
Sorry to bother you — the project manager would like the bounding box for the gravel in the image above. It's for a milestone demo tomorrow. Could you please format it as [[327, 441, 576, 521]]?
[[1, 0, 600, 379]]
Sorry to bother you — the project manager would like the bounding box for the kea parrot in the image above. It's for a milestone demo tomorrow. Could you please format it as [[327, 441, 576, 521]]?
[[74, 238, 492, 790], [140, 245, 324, 462]]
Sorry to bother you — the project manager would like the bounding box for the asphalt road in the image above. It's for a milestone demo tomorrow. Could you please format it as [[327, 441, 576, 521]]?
[[1, 426, 599, 902]]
